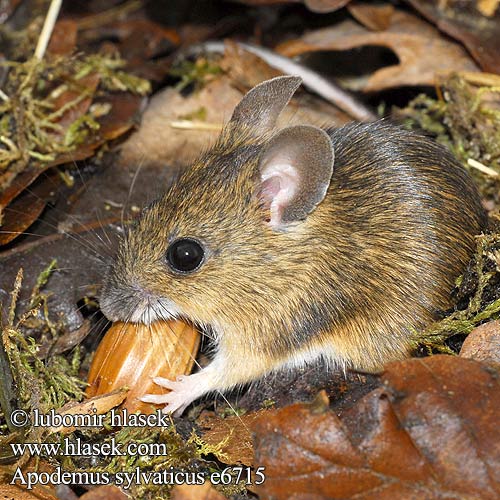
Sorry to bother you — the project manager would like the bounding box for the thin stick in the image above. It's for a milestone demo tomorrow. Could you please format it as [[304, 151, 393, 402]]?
[[169, 120, 222, 131], [34, 0, 63, 60], [468, 158, 499, 178], [184, 41, 377, 122]]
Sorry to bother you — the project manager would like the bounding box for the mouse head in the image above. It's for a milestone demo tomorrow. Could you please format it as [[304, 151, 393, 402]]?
[[100, 76, 335, 331]]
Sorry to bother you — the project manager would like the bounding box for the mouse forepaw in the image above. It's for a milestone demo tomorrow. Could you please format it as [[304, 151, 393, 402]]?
[[140, 373, 208, 416]]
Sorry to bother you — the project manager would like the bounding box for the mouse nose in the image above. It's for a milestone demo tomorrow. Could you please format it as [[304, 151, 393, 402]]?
[[99, 277, 150, 323]]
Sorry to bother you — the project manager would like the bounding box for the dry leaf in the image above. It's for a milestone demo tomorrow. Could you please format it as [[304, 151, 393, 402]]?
[[252, 355, 500, 499], [0, 148, 93, 245], [86, 320, 200, 414], [0, 460, 57, 500], [277, 7, 478, 91], [406, 0, 500, 73], [0, 170, 62, 246], [47, 20, 78, 56], [220, 40, 284, 89], [119, 73, 350, 172], [198, 409, 276, 466], [76, 18, 179, 82], [48, 389, 127, 434], [0, 483, 57, 500], [347, 2, 395, 31], [460, 320, 500, 364]]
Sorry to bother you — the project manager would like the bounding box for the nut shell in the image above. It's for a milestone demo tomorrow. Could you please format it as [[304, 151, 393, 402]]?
[[86, 320, 200, 413]]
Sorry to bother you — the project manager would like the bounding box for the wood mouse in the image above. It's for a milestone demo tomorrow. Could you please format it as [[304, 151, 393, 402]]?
[[100, 76, 487, 415]]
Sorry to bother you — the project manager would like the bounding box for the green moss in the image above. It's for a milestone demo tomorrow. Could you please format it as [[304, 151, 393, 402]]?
[[0, 263, 86, 478], [413, 230, 500, 353], [395, 74, 500, 201], [170, 58, 223, 92], [0, 52, 151, 192], [1, 264, 85, 417]]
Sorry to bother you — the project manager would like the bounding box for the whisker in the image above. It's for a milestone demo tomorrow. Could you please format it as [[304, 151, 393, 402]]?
[[121, 155, 146, 232], [2, 207, 108, 262], [0, 215, 121, 261], [71, 164, 115, 251], [18, 182, 112, 255]]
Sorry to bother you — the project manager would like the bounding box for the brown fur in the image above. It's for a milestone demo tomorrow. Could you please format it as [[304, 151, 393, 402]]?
[[101, 119, 486, 379], [100, 77, 487, 414]]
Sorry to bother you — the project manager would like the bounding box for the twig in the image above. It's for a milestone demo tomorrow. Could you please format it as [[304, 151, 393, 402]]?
[[170, 120, 222, 131], [183, 41, 377, 122], [467, 158, 499, 178], [34, 0, 63, 60]]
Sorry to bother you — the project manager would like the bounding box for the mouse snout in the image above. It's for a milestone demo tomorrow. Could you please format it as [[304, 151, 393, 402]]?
[[99, 274, 150, 322], [100, 272, 182, 325]]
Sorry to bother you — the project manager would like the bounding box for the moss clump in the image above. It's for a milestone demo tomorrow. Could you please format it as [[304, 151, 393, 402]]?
[[413, 227, 500, 353], [61, 421, 243, 499], [1, 264, 85, 414], [0, 52, 151, 193], [396, 73, 500, 203], [0, 263, 86, 476], [170, 57, 223, 92]]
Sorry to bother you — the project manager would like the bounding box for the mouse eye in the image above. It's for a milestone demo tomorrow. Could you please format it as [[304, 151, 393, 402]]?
[[166, 238, 205, 274]]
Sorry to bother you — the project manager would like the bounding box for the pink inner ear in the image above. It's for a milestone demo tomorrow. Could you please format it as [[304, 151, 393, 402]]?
[[260, 176, 281, 210], [260, 164, 299, 228]]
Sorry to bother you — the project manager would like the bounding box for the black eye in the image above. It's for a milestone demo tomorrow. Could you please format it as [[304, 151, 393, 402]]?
[[166, 238, 205, 274]]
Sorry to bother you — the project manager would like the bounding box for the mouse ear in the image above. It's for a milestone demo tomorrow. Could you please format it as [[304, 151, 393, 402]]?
[[228, 76, 302, 135], [258, 125, 334, 229]]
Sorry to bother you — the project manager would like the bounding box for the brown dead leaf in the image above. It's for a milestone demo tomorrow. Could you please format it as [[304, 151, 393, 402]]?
[[119, 73, 350, 172], [76, 17, 179, 82], [219, 40, 283, 89], [1, 460, 57, 499], [51, 73, 100, 132], [171, 483, 227, 500], [406, 0, 500, 74], [277, 6, 479, 92], [0, 483, 57, 500], [0, 170, 61, 246], [48, 389, 127, 434], [347, 2, 395, 31], [252, 355, 500, 499], [198, 409, 276, 466], [460, 320, 500, 364], [0, 141, 96, 235], [47, 20, 78, 56]]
